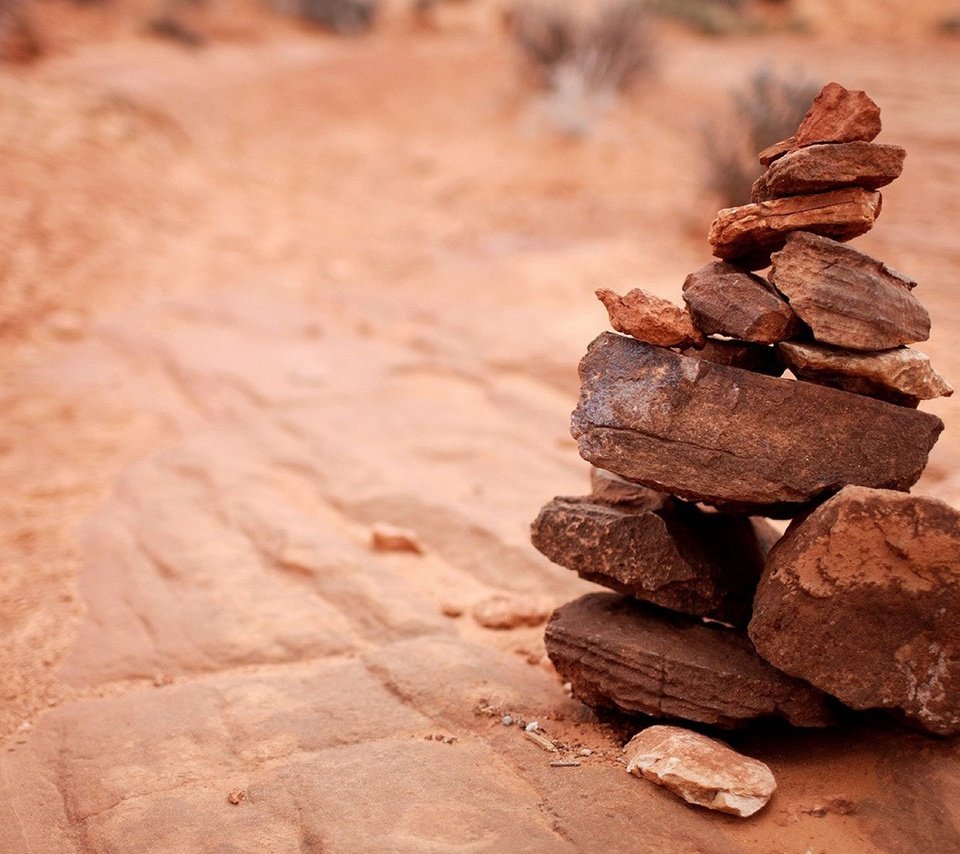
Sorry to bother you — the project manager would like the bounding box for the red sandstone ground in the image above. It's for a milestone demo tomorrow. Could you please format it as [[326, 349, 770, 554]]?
[[2, 3, 959, 851]]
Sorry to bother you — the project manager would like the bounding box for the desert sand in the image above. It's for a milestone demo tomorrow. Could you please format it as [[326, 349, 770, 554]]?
[[1, 3, 959, 851]]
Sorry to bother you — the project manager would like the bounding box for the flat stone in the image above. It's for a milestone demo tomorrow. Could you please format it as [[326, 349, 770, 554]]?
[[571, 333, 943, 516], [596, 288, 704, 348], [471, 594, 553, 630], [779, 341, 953, 407], [589, 467, 674, 510], [749, 487, 960, 735], [759, 83, 882, 165], [682, 262, 803, 344], [624, 725, 776, 817], [708, 188, 881, 270], [769, 232, 930, 350], [753, 142, 905, 201], [681, 338, 785, 378], [530, 496, 770, 626], [545, 592, 837, 728]]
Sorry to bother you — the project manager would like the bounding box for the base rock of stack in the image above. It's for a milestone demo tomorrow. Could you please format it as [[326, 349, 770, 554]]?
[[752, 141, 905, 201], [770, 232, 930, 350], [778, 341, 953, 407], [531, 496, 774, 626], [749, 486, 960, 736], [572, 332, 943, 516], [708, 187, 881, 270], [545, 593, 837, 728]]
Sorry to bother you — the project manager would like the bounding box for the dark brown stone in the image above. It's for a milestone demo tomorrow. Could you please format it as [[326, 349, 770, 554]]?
[[752, 142, 905, 201], [778, 341, 953, 407], [596, 288, 704, 348], [681, 339, 785, 378], [708, 188, 881, 270], [682, 262, 803, 344], [769, 232, 930, 350], [531, 496, 769, 626], [571, 333, 943, 516], [545, 593, 837, 728], [759, 83, 882, 165], [588, 468, 674, 510], [749, 487, 960, 735]]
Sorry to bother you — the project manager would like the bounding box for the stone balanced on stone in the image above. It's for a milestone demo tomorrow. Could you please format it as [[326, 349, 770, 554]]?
[[532, 83, 960, 736]]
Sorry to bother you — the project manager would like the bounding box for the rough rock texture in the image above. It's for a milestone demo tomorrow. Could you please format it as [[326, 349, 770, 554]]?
[[708, 188, 882, 269], [545, 593, 837, 728], [770, 232, 930, 350], [752, 142, 905, 201], [471, 594, 553, 629], [681, 339, 785, 378], [779, 341, 953, 407], [571, 333, 943, 516], [531, 496, 770, 626], [682, 261, 803, 344], [624, 725, 776, 818], [596, 287, 704, 348], [759, 83, 882, 165], [749, 487, 960, 736], [589, 467, 674, 510]]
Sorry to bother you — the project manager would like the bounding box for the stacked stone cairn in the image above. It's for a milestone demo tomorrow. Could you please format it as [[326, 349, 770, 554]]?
[[533, 83, 960, 736]]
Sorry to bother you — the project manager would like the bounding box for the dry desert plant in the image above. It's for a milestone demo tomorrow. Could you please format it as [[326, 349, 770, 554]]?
[[704, 67, 821, 207]]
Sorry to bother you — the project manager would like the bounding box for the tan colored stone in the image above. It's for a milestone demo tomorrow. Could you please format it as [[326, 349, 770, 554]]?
[[624, 725, 776, 817], [371, 522, 425, 554], [708, 188, 881, 269], [596, 288, 704, 348], [471, 594, 553, 629]]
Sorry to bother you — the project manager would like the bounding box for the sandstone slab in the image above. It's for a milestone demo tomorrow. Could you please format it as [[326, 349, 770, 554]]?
[[682, 261, 803, 344], [624, 725, 776, 817], [753, 142, 905, 201], [708, 188, 881, 269], [596, 287, 704, 348], [571, 333, 942, 516], [770, 232, 930, 350], [589, 467, 674, 510], [759, 83, 882, 165], [531, 496, 770, 626], [779, 341, 953, 407], [749, 486, 960, 735], [681, 338, 785, 377], [545, 592, 837, 728]]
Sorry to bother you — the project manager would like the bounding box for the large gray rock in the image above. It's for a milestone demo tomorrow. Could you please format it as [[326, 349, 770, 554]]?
[[749, 487, 960, 735], [545, 593, 837, 728], [571, 333, 942, 516]]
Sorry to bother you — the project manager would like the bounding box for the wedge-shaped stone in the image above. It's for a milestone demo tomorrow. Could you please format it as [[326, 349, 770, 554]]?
[[708, 188, 881, 270], [681, 339, 784, 378], [596, 288, 704, 348], [545, 593, 837, 728], [749, 487, 960, 735], [571, 333, 942, 516], [779, 341, 953, 407], [589, 467, 674, 510], [624, 726, 776, 818], [531, 496, 772, 626], [753, 142, 905, 201], [682, 262, 803, 344], [759, 83, 882, 165], [770, 232, 929, 350]]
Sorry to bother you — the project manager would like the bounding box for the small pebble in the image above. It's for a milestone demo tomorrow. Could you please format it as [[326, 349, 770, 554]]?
[[501, 715, 514, 727], [525, 721, 540, 733], [579, 748, 593, 757]]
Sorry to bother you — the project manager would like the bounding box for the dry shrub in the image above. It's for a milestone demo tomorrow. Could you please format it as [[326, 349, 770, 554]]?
[[704, 67, 821, 208], [650, 0, 750, 35]]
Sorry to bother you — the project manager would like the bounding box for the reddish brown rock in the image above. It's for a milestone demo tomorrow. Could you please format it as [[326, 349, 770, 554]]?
[[752, 142, 905, 201], [749, 487, 960, 736], [708, 188, 881, 270], [759, 83, 882, 165], [779, 341, 953, 407], [531, 496, 770, 626], [681, 339, 784, 378], [589, 467, 674, 510], [596, 288, 704, 348], [624, 725, 776, 817], [545, 592, 837, 728], [770, 232, 930, 350], [682, 262, 803, 344], [571, 333, 942, 516]]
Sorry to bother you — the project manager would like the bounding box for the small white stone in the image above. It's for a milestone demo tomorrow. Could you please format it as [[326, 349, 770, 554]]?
[[501, 715, 513, 727], [525, 721, 539, 733]]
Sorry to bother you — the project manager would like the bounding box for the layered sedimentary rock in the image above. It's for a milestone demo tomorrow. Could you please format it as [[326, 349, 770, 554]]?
[[682, 262, 802, 344], [595, 287, 704, 348], [749, 487, 960, 736], [531, 496, 770, 625], [571, 332, 942, 515], [545, 593, 836, 728], [770, 232, 930, 350]]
